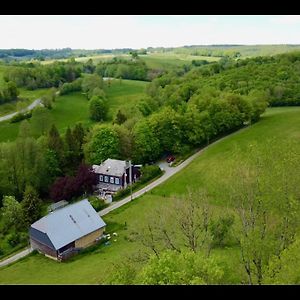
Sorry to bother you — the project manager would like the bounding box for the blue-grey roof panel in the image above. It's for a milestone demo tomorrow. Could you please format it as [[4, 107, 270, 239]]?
[[31, 199, 106, 250]]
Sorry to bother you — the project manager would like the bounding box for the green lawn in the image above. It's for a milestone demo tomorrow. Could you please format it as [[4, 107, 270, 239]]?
[[0, 106, 299, 284]]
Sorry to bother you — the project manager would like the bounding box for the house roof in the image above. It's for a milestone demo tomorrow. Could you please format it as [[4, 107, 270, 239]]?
[[92, 158, 129, 177], [31, 199, 106, 250], [48, 200, 69, 212]]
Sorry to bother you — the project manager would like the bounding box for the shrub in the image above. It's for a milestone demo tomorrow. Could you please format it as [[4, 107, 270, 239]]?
[[10, 111, 32, 123], [6, 232, 20, 247], [89, 197, 108, 212], [209, 215, 235, 247], [19, 232, 29, 244], [113, 187, 131, 201], [140, 165, 162, 184]]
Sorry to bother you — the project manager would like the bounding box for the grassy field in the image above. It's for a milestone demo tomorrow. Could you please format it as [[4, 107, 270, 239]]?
[[0, 106, 298, 284], [139, 53, 219, 69], [0, 92, 91, 143], [104, 79, 148, 120], [0, 79, 148, 143]]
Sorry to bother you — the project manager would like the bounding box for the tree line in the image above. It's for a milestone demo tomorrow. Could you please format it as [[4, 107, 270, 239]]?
[[3, 60, 82, 90]]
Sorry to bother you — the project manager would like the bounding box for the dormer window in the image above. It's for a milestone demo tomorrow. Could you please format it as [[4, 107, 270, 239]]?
[[110, 177, 114, 184]]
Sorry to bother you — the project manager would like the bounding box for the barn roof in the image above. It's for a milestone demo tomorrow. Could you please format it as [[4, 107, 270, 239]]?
[[92, 158, 129, 177], [31, 199, 106, 250]]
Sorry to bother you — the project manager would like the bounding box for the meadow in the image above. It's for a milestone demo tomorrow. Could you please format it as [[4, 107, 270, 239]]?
[[104, 78, 147, 120], [0, 79, 148, 143], [139, 53, 219, 69], [0, 106, 298, 284]]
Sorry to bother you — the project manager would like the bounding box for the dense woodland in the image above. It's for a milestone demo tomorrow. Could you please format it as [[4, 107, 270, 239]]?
[[1, 50, 300, 283]]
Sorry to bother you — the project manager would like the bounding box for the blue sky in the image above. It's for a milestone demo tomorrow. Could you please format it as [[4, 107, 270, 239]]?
[[0, 15, 300, 49]]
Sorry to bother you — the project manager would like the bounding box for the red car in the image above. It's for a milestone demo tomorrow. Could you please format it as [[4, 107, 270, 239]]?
[[166, 155, 175, 163]]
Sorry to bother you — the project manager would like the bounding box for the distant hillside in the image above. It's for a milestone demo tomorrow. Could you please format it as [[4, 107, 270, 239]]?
[[149, 44, 300, 58], [0, 48, 133, 62], [2, 45, 300, 63]]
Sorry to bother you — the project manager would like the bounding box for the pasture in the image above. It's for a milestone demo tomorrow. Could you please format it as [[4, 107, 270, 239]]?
[[0, 106, 299, 284]]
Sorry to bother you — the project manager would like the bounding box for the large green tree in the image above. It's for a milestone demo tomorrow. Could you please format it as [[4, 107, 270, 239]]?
[[89, 96, 108, 122], [132, 120, 161, 164], [21, 185, 43, 227], [81, 74, 104, 99], [139, 250, 225, 285], [47, 124, 64, 166], [1, 196, 23, 232], [84, 124, 120, 164]]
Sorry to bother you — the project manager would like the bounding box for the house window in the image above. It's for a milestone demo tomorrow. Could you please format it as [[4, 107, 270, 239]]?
[[110, 176, 114, 184], [104, 176, 109, 183], [99, 175, 103, 182], [115, 178, 120, 185]]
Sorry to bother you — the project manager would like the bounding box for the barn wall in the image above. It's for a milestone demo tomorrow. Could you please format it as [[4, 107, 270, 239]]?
[[75, 228, 104, 248], [30, 238, 57, 258]]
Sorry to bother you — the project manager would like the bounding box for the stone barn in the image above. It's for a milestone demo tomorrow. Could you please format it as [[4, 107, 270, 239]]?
[[29, 199, 106, 261]]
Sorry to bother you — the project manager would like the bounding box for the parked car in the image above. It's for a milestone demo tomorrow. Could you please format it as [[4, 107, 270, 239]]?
[[166, 155, 175, 163]]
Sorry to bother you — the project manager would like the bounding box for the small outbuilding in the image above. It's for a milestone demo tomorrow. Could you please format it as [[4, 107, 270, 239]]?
[[29, 199, 106, 261]]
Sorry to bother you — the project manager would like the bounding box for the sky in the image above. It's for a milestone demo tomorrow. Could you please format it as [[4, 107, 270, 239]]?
[[1, 15, 300, 49]]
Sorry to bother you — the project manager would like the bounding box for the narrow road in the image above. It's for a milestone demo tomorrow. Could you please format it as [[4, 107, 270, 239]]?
[[0, 98, 42, 122], [0, 248, 33, 268]]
